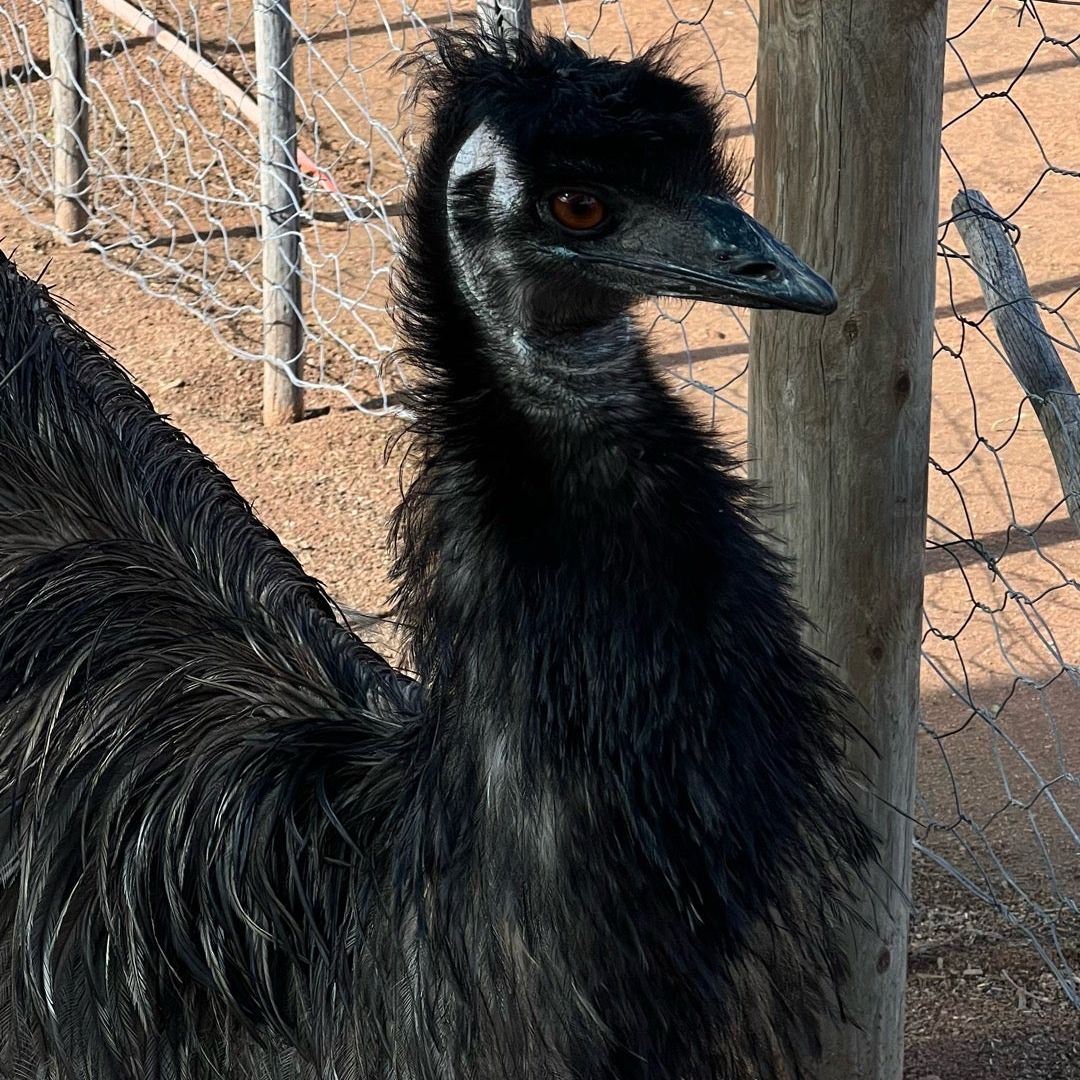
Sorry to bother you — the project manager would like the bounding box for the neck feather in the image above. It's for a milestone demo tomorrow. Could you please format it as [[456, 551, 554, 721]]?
[[392, 353, 753, 743]]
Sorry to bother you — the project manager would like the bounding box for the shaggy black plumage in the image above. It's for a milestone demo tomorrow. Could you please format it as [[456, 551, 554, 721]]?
[[0, 28, 874, 1080]]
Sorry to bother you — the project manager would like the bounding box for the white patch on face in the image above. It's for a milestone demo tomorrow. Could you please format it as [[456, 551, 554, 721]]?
[[445, 121, 527, 327], [447, 121, 521, 214]]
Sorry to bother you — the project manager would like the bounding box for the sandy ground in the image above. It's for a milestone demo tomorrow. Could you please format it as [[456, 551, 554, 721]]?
[[2, 0, 1080, 1075]]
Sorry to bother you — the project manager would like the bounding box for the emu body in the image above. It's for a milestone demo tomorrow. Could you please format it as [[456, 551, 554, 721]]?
[[0, 30, 874, 1080]]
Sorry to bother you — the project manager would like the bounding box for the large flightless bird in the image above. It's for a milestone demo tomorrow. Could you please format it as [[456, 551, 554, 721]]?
[[0, 27, 875, 1080]]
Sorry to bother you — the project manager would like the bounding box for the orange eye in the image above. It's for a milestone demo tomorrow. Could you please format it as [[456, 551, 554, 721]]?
[[550, 192, 607, 232]]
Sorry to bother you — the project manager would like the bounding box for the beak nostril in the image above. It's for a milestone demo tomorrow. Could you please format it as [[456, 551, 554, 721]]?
[[734, 260, 781, 282]]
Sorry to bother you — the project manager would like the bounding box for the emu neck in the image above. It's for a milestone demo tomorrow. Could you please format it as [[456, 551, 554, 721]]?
[[479, 316, 653, 423], [401, 330, 735, 756]]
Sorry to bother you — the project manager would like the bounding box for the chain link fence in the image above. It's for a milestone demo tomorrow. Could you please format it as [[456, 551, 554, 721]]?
[[0, 1, 761, 416], [1, 0, 1078, 1020], [917, 0, 1079, 1010]]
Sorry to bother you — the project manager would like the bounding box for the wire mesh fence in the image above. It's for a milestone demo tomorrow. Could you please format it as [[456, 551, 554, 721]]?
[[0, 1, 760, 416], [917, 0, 1080, 1009], [0, 0, 1078, 1019]]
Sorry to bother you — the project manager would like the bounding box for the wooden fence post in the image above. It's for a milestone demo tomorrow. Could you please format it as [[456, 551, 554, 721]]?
[[477, 0, 532, 37], [254, 0, 303, 427], [748, 2, 947, 1078], [46, 0, 89, 242]]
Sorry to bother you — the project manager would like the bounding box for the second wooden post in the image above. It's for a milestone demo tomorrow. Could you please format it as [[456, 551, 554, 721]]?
[[255, 0, 304, 426], [477, 0, 532, 37], [46, 0, 89, 241]]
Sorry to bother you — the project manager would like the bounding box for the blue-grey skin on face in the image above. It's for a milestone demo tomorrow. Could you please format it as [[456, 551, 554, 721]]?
[[445, 119, 838, 340]]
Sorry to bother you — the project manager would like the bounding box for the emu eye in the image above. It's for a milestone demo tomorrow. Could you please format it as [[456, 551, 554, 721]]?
[[550, 192, 607, 232]]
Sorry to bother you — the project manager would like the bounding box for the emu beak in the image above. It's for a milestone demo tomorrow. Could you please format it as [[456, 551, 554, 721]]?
[[681, 197, 838, 315], [577, 196, 838, 316]]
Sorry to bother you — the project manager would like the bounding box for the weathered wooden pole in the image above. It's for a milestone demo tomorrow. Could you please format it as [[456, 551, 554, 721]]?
[[748, 2, 947, 1078], [953, 189, 1080, 531], [46, 0, 89, 241], [477, 0, 532, 37], [254, 0, 304, 427]]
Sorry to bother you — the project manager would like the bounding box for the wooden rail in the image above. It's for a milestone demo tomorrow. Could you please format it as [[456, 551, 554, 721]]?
[[953, 188, 1080, 531]]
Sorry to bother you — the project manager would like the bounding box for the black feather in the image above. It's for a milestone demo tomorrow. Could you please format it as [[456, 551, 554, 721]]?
[[0, 26, 875, 1080]]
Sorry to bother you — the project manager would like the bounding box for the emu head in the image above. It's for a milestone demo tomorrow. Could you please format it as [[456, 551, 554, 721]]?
[[406, 29, 836, 344]]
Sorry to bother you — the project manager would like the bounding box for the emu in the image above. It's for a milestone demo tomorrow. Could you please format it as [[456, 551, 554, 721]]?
[[0, 28, 875, 1080]]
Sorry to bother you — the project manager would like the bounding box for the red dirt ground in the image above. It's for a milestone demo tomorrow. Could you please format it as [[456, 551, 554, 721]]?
[[2, 0, 1079, 1075]]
